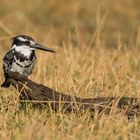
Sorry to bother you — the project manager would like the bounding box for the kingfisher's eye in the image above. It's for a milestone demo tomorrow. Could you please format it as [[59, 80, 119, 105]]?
[[25, 41, 30, 45], [13, 39, 23, 46]]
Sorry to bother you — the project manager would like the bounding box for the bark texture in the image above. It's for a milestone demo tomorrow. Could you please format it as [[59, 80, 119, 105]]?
[[5, 71, 140, 118]]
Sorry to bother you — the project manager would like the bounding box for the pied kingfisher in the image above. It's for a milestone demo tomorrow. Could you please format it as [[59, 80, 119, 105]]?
[[2, 35, 55, 87]]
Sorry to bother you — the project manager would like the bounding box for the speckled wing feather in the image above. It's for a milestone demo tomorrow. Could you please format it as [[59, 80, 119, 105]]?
[[2, 49, 15, 87], [3, 49, 15, 75]]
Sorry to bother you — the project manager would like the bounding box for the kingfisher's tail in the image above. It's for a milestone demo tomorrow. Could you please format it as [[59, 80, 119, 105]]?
[[1, 81, 11, 88], [1, 77, 11, 88]]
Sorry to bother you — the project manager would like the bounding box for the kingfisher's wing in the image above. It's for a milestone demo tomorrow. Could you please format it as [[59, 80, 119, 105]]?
[[3, 49, 15, 75]]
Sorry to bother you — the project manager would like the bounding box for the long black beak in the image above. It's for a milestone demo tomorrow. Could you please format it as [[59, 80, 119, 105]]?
[[31, 43, 56, 53]]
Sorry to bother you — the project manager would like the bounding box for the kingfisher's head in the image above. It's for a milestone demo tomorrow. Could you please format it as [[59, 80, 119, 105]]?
[[11, 35, 56, 53]]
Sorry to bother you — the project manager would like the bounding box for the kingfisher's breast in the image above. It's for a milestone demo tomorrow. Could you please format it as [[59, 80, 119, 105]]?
[[11, 50, 36, 76], [11, 59, 36, 76]]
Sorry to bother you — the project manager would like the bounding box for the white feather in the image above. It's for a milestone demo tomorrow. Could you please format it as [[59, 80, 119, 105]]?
[[18, 37, 27, 42], [14, 45, 32, 58]]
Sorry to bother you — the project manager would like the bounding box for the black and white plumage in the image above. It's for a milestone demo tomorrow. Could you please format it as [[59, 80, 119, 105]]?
[[2, 35, 55, 87]]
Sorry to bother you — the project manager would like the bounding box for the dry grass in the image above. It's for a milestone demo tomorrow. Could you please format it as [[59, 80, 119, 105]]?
[[0, 0, 140, 139]]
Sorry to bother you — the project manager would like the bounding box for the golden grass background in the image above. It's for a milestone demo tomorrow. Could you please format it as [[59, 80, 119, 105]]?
[[0, 0, 140, 139]]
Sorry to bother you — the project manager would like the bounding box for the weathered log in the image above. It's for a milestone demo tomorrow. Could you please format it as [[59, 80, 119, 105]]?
[[4, 71, 140, 117]]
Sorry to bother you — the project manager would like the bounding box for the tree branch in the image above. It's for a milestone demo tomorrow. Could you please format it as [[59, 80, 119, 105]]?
[[5, 71, 140, 118]]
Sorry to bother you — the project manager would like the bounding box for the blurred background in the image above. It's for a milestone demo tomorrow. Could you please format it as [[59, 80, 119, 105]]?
[[1, 1, 140, 139], [0, 0, 140, 49], [0, 0, 140, 97]]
